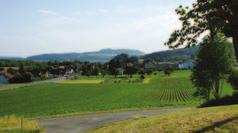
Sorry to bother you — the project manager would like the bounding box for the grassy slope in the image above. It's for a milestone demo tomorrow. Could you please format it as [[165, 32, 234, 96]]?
[[0, 116, 42, 133], [0, 71, 233, 118], [88, 105, 238, 133]]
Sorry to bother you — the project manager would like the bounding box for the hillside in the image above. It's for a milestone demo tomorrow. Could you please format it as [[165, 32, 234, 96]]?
[[88, 105, 238, 133], [27, 49, 145, 62], [143, 47, 198, 62]]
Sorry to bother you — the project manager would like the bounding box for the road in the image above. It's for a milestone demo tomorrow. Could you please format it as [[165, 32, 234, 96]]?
[[38, 108, 187, 133]]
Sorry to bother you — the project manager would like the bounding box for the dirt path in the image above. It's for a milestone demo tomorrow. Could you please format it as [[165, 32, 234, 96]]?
[[38, 108, 187, 133]]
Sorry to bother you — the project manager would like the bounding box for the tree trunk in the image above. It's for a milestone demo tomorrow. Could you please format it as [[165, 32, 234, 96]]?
[[206, 89, 211, 102], [213, 79, 221, 100], [233, 34, 238, 61]]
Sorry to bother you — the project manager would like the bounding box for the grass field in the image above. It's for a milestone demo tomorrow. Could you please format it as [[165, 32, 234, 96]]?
[[60, 79, 104, 84], [0, 71, 233, 118], [0, 116, 42, 133], [88, 105, 238, 133]]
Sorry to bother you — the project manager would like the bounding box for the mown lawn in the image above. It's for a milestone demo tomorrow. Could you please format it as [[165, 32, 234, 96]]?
[[0, 71, 233, 118], [88, 105, 238, 133]]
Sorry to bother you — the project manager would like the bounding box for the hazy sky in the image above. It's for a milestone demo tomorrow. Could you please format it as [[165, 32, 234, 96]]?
[[0, 0, 194, 57]]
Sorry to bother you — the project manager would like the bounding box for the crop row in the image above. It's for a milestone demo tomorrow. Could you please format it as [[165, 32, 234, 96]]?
[[158, 88, 194, 103]]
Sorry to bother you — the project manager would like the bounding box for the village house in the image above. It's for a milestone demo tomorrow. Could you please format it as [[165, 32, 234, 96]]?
[[65, 69, 75, 75]]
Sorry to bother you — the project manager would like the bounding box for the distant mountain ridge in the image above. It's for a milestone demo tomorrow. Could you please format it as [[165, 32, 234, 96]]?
[[0, 48, 198, 63], [27, 49, 145, 62]]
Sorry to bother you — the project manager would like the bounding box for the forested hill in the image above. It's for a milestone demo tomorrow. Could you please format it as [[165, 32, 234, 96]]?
[[26, 49, 145, 62], [143, 47, 198, 62]]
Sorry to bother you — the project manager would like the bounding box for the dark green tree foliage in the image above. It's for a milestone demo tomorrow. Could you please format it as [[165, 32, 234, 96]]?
[[124, 64, 138, 78], [108, 54, 139, 76], [9, 73, 23, 83], [7, 68, 17, 75], [164, 65, 173, 76], [81, 62, 92, 76], [9, 64, 34, 83], [140, 74, 145, 80], [80, 62, 103, 76], [92, 66, 100, 76], [228, 69, 238, 92], [109, 54, 129, 69], [138, 69, 145, 75], [27, 63, 48, 78], [145, 69, 153, 75], [138, 69, 145, 80], [165, 0, 238, 58], [101, 70, 107, 77], [192, 34, 235, 100], [9, 72, 34, 83]]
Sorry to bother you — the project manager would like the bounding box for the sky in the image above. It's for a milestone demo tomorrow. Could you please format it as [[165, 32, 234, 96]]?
[[0, 0, 194, 57]]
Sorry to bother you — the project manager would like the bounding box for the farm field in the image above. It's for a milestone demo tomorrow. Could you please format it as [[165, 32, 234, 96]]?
[[61, 80, 104, 84], [0, 71, 233, 118], [88, 105, 238, 133]]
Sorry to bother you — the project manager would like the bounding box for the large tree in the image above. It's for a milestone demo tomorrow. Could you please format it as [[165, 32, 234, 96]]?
[[124, 63, 138, 78], [191, 34, 235, 100], [108, 54, 139, 76], [165, 0, 238, 58]]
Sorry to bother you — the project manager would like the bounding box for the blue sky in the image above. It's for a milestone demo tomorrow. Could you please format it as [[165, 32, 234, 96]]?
[[0, 0, 194, 57]]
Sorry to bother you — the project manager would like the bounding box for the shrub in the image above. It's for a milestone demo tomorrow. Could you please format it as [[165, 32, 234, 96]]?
[[145, 69, 153, 75], [164, 66, 173, 76], [9, 72, 34, 83], [140, 74, 145, 80], [200, 94, 238, 107]]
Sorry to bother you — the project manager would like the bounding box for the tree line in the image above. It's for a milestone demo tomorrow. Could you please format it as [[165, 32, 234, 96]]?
[[0, 54, 158, 83]]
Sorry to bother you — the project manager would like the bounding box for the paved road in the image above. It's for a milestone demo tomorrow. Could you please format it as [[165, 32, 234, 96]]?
[[38, 108, 187, 133]]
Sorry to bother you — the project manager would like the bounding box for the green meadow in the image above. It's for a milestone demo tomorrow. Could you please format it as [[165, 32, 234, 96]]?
[[0, 71, 233, 118]]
